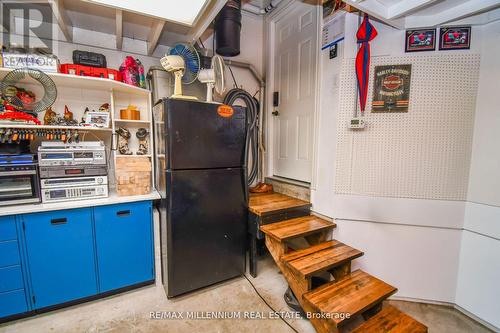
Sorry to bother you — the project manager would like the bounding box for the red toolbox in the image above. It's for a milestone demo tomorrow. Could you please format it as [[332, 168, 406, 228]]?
[[60, 64, 122, 81]]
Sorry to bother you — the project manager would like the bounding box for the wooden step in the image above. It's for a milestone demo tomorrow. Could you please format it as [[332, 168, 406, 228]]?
[[260, 215, 335, 241], [303, 270, 397, 327], [352, 305, 428, 333], [281, 240, 363, 277], [249, 192, 311, 217]]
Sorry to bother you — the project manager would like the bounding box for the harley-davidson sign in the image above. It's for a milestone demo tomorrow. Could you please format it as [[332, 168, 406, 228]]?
[[372, 65, 412, 113]]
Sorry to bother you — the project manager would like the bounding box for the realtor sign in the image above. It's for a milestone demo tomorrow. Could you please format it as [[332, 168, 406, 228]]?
[[372, 64, 412, 113]]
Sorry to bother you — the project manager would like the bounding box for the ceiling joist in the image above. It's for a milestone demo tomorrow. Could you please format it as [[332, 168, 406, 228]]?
[[115, 9, 123, 50], [405, 0, 500, 28], [48, 0, 73, 42], [187, 0, 227, 44], [147, 20, 165, 55], [387, 0, 439, 19], [343, 0, 405, 29]]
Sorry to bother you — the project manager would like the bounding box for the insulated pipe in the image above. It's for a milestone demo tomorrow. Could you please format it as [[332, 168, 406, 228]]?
[[223, 59, 266, 183]]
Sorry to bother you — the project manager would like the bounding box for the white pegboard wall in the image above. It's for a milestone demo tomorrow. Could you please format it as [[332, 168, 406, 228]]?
[[335, 54, 480, 200]]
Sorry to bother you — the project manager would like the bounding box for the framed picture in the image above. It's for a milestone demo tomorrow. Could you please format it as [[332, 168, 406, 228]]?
[[372, 64, 412, 113], [85, 111, 110, 128], [405, 29, 436, 52], [439, 26, 471, 50]]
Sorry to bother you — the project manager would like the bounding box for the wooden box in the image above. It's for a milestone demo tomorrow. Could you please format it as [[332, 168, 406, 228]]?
[[120, 108, 141, 120], [115, 157, 151, 196]]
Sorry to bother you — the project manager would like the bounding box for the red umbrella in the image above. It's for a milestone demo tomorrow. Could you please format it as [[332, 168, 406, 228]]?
[[355, 14, 377, 113]]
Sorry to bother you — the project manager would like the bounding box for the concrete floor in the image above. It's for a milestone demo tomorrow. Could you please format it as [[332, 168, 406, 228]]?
[[0, 254, 494, 333]]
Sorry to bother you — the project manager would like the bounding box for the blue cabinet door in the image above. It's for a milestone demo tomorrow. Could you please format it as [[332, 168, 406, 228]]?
[[94, 201, 154, 292], [22, 208, 97, 309], [0, 216, 28, 318]]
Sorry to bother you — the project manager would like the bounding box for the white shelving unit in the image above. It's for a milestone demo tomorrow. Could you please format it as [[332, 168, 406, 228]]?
[[0, 67, 155, 196]]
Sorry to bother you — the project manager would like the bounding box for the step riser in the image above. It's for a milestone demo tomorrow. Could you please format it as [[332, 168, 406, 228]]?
[[282, 241, 364, 278]]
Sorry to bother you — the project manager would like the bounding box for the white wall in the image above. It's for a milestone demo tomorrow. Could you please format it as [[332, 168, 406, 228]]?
[[309, 12, 500, 330], [311, 12, 470, 305], [455, 20, 500, 330]]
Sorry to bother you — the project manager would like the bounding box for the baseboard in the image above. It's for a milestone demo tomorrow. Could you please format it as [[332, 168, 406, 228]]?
[[389, 295, 499, 332], [265, 176, 311, 201], [266, 176, 310, 188], [454, 304, 500, 333]]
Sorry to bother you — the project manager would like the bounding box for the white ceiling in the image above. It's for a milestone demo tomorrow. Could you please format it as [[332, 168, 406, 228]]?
[[343, 0, 500, 29], [84, 0, 210, 26]]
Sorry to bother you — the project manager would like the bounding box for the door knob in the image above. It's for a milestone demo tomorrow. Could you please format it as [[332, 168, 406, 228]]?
[[272, 110, 279, 116]]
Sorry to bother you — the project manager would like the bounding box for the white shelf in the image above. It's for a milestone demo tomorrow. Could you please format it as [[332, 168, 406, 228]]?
[[0, 67, 150, 96], [0, 123, 113, 132], [113, 119, 151, 124]]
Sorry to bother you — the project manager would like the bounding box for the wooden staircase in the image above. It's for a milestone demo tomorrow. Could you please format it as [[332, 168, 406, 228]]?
[[252, 192, 427, 333]]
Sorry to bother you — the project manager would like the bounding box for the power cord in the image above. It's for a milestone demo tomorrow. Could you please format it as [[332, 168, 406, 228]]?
[[243, 274, 300, 333], [228, 65, 238, 88]]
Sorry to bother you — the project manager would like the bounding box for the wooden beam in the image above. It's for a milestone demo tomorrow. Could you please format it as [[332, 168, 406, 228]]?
[[115, 9, 123, 50], [48, 0, 73, 42], [448, 7, 500, 26], [147, 19, 165, 55], [387, 0, 439, 19], [343, 0, 405, 29], [187, 0, 227, 44], [405, 0, 500, 28]]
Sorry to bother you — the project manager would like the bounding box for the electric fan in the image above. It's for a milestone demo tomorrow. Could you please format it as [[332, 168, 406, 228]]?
[[198, 55, 226, 103], [160, 43, 200, 100], [1, 68, 57, 113]]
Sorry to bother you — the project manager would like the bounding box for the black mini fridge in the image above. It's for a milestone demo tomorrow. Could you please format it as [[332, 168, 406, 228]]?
[[153, 98, 248, 297]]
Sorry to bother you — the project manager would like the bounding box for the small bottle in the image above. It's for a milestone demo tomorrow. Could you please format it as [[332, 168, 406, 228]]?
[[136, 59, 146, 89]]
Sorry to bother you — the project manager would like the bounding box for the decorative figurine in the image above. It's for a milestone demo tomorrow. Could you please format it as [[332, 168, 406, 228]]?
[[43, 107, 57, 125], [64, 105, 73, 122], [82, 107, 90, 124], [136, 128, 149, 155], [116, 127, 133, 155], [99, 103, 110, 113]]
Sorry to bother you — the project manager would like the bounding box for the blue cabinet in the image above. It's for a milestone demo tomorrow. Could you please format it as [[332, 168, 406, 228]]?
[[0, 216, 28, 318], [94, 201, 154, 292], [21, 208, 98, 309], [1, 200, 154, 320]]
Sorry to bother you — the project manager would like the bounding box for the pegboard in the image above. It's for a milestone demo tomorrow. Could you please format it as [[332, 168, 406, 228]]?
[[334, 54, 480, 200]]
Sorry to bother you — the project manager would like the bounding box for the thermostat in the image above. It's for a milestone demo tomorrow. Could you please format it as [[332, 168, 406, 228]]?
[[349, 117, 365, 129]]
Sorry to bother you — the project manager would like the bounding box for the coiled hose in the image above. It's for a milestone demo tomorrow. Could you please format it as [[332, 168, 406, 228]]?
[[223, 88, 259, 185]]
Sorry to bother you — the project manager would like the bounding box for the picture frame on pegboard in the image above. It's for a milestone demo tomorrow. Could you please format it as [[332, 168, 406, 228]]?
[[439, 26, 471, 50], [405, 29, 436, 52]]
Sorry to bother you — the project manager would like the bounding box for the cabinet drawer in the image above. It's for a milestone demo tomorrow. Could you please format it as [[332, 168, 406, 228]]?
[[94, 201, 153, 292], [0, 266, 24, 293], [0, 289, 28, 318], [0, 216, 17, 242], [0, 241, 20, 267]]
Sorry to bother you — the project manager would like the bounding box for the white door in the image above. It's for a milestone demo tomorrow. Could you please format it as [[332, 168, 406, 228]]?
[[272, 1, 318, 183]]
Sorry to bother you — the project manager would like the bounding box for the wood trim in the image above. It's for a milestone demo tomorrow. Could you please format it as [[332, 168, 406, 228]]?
[[48, 0, 73, 42], [115, 9, 123, 50], [147, 20, 165, 55]]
